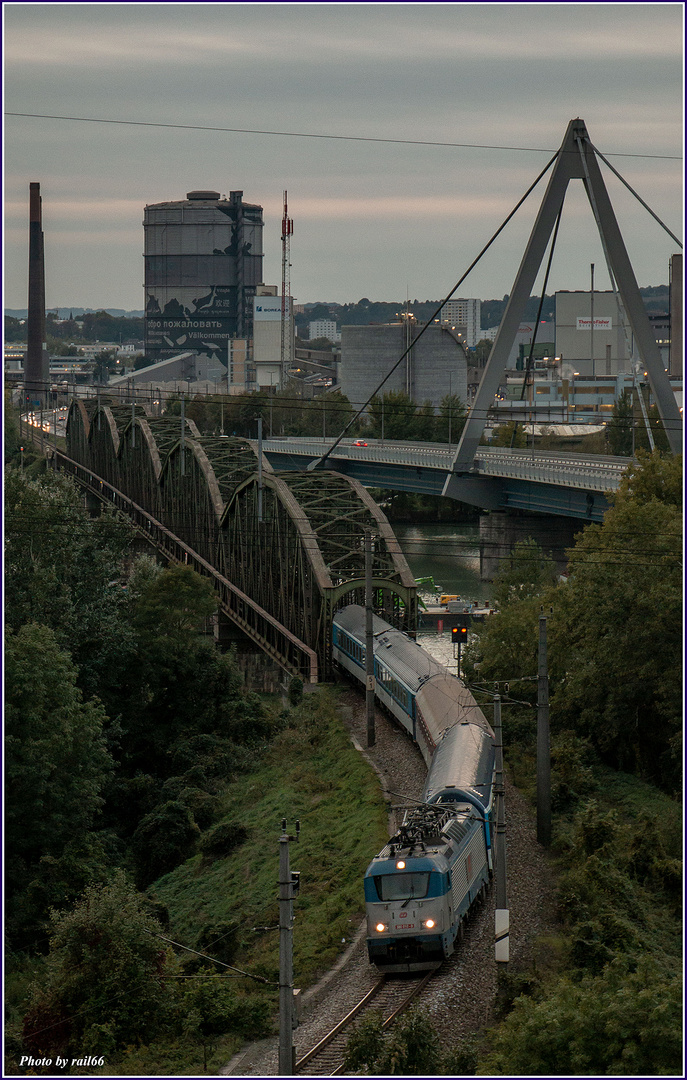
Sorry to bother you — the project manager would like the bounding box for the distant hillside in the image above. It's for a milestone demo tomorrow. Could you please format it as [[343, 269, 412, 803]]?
[[296, 287, 669, 337], [6, 289, 668, 333], [5, 308, 145, 319]]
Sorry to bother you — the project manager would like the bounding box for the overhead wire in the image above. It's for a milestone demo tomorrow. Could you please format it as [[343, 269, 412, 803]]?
[[589, 141, 683, 248], [4, 111, 682, 160], [306, 151, 561, 469]]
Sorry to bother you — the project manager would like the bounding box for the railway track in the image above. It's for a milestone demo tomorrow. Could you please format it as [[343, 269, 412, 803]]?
[[294, 970, 435, 1076]]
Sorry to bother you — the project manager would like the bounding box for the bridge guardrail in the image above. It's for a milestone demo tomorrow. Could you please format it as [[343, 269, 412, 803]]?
[[262, 438, 629, 492]]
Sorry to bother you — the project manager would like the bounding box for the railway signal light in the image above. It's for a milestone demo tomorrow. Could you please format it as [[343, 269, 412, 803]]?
[[452, 625, 468, 644]]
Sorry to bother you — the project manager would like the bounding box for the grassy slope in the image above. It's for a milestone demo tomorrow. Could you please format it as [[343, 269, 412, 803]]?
[[153, 686, 389, 985], [107, 688, 389, 1075]]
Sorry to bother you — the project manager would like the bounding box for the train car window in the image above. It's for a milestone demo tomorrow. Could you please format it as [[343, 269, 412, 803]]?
[[374, 872, 430, 901]]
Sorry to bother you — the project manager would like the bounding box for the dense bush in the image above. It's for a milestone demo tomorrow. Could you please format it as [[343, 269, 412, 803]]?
[[198, 823, 249, 859], [21, 873, 174, 1058], [132, 802, 201, 889]]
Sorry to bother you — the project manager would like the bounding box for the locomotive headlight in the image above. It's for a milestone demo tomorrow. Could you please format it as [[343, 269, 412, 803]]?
[[396, 860, 406, 869], [375, 922, 388, 933], [423, 919, 436, 929]]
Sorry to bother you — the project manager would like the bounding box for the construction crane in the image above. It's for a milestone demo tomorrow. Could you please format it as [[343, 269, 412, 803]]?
[[280, 191, 293, 387]]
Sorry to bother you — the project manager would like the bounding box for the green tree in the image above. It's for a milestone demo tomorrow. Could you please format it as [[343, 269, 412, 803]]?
[[302, 335, 335, 350], [435, 392, 467, 443], [491, 537, 558, 609], [92, 349, 117, 383], [482, 959, 682, 1076], [113, 565, 272, 779], [4, 468, 134, 701], [181, 975, 270, 1070], [21, 872, 175, 1057], [468, 455, 682, 786], [489, 420, 527, 447], [5, 624, 114, 940], [463, 539, 557, 721], [4, 390, 21, 464], [611, 447, 682, 507], [131, 801, 201, 888], [607, 388, 634, 455], [549, 455, 682, 786], [473, 337, 493, 365], [414, 399, 436, 442], [367, 391, 418, 440], [132, 564, 217, 644], [344, 1008, 442, 1075], [5, 314, 26, 341]]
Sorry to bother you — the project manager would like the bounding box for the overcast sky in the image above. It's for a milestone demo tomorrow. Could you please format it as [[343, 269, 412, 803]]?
[[3, 2, 684, 312]]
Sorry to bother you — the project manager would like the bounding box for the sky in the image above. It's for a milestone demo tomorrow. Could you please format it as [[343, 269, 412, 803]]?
[[3, 2, 684, 313]]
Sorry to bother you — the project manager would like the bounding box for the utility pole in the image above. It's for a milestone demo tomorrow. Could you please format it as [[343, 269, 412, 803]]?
[[278, 818, 300, 1076], [365, 532, 375, 748], [493, 694, 509, 982], [537, 612, 552, 847]]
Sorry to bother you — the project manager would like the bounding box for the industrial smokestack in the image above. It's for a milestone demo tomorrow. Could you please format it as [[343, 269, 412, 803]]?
[[25, 182, 49, 404]]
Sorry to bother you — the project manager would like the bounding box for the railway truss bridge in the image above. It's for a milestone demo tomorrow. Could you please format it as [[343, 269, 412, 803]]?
[[55, 397, 417, 682]]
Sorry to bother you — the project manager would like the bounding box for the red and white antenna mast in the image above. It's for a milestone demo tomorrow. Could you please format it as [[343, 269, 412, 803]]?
[[280, 191, 293, 387]]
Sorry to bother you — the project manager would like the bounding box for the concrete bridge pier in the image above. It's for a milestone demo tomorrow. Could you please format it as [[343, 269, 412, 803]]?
[[479, 511, 586, 581]]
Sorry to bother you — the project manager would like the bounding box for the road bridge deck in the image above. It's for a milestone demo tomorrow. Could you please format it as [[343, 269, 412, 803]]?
[[259, 438, 630, 522]]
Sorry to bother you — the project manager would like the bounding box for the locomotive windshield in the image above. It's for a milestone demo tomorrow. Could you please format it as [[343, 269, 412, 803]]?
[[374, 872, 430, 901]]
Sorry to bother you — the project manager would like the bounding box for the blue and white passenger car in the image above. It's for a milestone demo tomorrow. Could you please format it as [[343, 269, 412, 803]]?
[[332, 604, 495, 972]]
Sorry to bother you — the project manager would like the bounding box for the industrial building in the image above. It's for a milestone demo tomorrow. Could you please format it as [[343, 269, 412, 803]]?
[[339, 321, 467, 410], [554, 290, 633, 374], [252, 286, 295, 390], [143, 189, 263, 370], [489, 366, 683, 426]]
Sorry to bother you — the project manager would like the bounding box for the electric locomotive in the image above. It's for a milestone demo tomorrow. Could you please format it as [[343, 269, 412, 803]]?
[[364, 800, 490, 972], [331, 603, 495, 972]]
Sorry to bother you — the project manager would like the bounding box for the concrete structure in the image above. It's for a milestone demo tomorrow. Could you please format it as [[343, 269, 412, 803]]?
[[107, 350, 228, 392], [143, 189, 263, 370], [253, 285, 295, 390], [308, 320, 340, 343], [339, 322, 467, 410], [440, 298, 481, 347], [25, 182, 49, 403]]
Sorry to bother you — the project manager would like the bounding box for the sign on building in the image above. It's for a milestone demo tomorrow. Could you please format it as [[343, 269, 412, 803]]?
[[576, 317, 613, 331]]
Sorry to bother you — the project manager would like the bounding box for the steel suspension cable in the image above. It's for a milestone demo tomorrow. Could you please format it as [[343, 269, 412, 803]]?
[[307, 150, 560, 471], [588, 141, 683, 249], [519, 205, 564, 392], [509, 203, 563, 448]]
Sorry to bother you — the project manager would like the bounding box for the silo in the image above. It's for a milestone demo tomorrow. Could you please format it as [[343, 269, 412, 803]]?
[[143, 189, 263, 370]]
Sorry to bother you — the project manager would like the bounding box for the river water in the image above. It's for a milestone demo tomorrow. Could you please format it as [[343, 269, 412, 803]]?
[[392, 522, 492, 668], [392, 522, 492, 607]]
